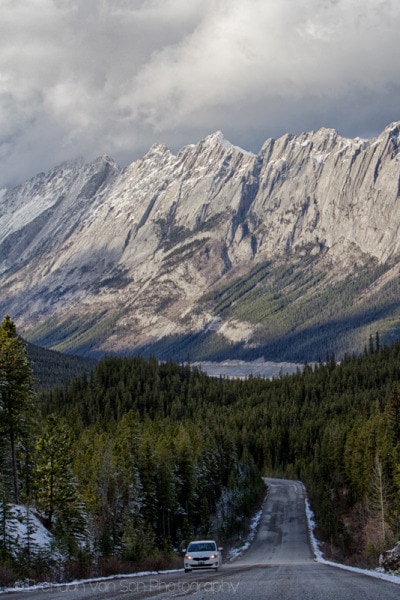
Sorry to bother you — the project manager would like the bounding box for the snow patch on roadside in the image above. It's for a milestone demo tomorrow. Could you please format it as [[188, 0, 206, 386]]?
[[226, 490, 268, 562], [305, 495, 400, 585]]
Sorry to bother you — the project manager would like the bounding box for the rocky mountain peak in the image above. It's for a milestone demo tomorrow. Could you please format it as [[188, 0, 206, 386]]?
[[1, 122, 400, 361]]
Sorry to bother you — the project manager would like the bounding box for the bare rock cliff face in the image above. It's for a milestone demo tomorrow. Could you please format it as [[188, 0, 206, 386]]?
[[1, 123, 400, 359]]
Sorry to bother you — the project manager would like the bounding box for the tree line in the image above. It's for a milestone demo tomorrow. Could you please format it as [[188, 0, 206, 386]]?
[[0, 317, 264, 583], [2, 315, 400, 583]]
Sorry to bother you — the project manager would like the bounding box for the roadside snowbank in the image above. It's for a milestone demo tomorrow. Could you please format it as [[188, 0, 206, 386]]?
[[226, 506, 264, 562], [305, 495, 400, 585]]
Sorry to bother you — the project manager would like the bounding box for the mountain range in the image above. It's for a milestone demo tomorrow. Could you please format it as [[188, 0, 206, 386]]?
[[1, 122, 400, 362]]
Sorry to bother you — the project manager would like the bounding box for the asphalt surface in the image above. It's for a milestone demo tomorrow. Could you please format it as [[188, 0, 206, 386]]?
[[3, 478, 400, 599]]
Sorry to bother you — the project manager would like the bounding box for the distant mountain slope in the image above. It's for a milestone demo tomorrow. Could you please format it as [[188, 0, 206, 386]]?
[[1, 122, 400, 361], [26, 341, 97, 389]]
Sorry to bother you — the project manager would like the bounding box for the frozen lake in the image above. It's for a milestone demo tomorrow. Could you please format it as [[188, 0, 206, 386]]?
[[193, 359, 302, 379]]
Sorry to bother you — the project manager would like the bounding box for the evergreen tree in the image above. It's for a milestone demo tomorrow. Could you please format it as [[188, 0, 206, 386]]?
[[0, 433, 12, 511], [17, 503, 39, 568], [0, 316, 36, 504], [393, 458, 400, 531], [34, 414, 85, 547], [385, 384, 400, 445], [0, 499, 17, 559], [363, 454, 393, 554]]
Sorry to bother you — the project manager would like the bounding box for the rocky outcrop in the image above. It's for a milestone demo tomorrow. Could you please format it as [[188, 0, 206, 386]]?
[[0, 123, 400, 358], [379, 541, 400, 575]]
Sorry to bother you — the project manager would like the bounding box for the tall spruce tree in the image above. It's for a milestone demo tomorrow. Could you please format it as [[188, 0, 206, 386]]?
[[0, 498, 17, 558], [0, 316, 36, 504], [385, 384, 400, 445], [34, 414, 85, 541]]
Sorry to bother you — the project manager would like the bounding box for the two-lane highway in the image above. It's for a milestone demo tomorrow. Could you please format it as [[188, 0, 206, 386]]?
[[3, 478, 400, 599], [239, 478, 312, 567]]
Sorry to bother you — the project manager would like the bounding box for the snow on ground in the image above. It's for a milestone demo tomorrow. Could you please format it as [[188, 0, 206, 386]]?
[[6, 505, 53, 556], [305, 493, 400, 585], [193, 359, 302, 379], [226, 507, 264, 563]]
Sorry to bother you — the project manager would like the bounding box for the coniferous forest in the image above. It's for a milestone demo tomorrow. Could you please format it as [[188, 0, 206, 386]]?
[[2, 315, 400, 585]]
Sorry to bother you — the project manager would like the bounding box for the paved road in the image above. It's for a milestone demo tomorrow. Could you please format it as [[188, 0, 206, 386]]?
[[3, 478, 400, 599]]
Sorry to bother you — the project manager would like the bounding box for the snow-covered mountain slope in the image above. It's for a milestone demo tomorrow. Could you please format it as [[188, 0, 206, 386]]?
[[1, 123, 400, 360]]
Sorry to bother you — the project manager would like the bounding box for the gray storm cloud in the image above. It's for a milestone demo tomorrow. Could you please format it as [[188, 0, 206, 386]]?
[[0, 0, 399, 188]]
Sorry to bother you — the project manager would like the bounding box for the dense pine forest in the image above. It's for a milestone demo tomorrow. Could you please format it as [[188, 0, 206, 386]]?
[[26, 340, 97, 390], [1, 315, 400, 585]]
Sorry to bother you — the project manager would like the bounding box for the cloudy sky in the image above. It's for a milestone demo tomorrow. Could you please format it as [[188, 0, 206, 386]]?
[[1, 0, 399, 188]]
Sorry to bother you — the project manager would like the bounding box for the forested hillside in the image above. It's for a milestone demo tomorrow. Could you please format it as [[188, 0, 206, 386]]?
[[0, 318, 265, 585], [26, 340, 97, 389], [40, 335, 400, 568], [138, 254, 400, 364], [2, 316, 400, 585]]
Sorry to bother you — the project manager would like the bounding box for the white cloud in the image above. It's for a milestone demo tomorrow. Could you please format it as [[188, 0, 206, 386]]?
[[0, 0, 399, 188]]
